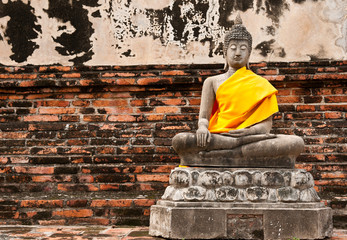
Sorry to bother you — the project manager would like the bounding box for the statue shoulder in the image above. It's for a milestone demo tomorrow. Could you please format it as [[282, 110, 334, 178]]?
[[203, 73, 228, 92], [203, 73, 226, 86]]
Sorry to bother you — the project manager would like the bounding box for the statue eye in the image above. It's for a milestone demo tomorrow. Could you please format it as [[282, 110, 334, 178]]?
[[240, 45, 247, 50], [230, 45, 237, 50]]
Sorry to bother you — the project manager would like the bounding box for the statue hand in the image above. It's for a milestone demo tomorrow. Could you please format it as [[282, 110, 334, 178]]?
[[196, 127, 211, 147], [222, 128, 254, 137]]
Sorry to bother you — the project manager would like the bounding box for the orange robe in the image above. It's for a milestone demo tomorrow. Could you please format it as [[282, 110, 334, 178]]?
[[208, 67, 278, 133]]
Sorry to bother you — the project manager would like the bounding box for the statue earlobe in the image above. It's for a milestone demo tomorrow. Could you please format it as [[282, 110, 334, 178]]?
[[224, 60, 229, 71]]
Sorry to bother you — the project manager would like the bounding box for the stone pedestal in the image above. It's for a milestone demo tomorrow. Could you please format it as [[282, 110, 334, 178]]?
[[150, 201, 332, 239], [149, 167, 333, 239]]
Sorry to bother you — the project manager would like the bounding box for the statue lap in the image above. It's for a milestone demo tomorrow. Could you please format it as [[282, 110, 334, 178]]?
[[172, 132, 304, 168]]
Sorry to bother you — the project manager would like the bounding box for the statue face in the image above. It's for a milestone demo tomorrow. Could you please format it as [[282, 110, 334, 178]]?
[[225, 40, 250, 70]]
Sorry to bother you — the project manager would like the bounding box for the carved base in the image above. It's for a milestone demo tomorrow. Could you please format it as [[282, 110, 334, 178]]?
[[163, 167, 320, 203], [149, 201, 333, 239]]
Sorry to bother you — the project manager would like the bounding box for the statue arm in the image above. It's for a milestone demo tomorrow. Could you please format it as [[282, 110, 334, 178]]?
[[196, 78, 215, 147], [222, 116, 273, 137]]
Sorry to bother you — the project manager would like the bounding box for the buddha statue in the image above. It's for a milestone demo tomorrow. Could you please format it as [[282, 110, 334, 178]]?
[[172, 14, 304, 168]]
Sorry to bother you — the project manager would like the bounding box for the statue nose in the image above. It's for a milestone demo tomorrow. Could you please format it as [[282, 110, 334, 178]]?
[[235, 48, 241, 56]]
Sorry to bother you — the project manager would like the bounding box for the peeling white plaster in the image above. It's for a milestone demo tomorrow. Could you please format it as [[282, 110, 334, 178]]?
[[0, 16, 12, 64], [0, 0, 346, 66]]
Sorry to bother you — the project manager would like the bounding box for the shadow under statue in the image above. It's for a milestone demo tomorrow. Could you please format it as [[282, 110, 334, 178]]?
[[149, 14, 332, 240]]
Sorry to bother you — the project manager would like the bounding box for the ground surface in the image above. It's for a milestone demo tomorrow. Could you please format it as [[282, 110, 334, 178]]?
[[0, 226, 345, 240]]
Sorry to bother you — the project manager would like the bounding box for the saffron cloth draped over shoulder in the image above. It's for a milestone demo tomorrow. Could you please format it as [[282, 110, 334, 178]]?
[[208, 66, 278, 133]]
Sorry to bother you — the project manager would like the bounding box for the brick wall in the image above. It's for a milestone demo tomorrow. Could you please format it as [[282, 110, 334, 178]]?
[[0, 61, 346, 226]]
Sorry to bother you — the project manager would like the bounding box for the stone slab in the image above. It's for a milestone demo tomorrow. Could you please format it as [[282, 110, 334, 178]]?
[[149, 201, 333, 239], [180, 155, 295, 168]]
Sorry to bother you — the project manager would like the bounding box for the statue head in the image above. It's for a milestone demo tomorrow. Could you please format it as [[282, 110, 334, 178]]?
[[223, 14, 252, 71]]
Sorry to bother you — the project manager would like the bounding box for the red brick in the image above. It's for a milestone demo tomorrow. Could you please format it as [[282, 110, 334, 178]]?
[[0, 132, 29, 139], [291, 89, 311, 95], [277, 96, 301, 104], [319, 105, 347, 111], [95, 147, 115, 154], [35, 100, 69, 107], [325, 112, 343, 119], [90, 199, 132, 207], [78, 93, 96, 99], [10, 157, 29, 164], [0, 167, 12, 173], [321, 172, 347, 179], [138, 183, 155, 191], [295, 164, 314, 172], [31, 176, 55, 182], [162, 70, 189, 76], [62, 73, 81, 78], [8, 95, 23, 100], [39, 73, 56, 78], [325, 96, 347, 103], [250, 62, 267, 67], [57, 184, 99, 192], [115, 78, 136, 85], [108, 115, 136, 122], [0, 157, 9, 164], [61, 115, 80, 121], [102, 72, 136, 77], [276, 89, 291, 96], [60, 147, 93, 155], [162, 99, 186, 106], [38, 108, 75, 114], [133, 199, 156, 207], [66, 200, 88, 207], [263, 75, 286, 81], [313, 88, 332, 95], [256, 68, 278, 75], [137, 78, 172, 85], [136, 174, 169, 182], [130, 99, 147, 106], [146, 115, 165, 121], [313, 73, 347, 80], [47, 66, 71, 72], [53, 209, 93, 218], [155, 106, 180, 113], [38, 220, 66, 225], [296, 105, 315, 112], [99, 107, 133, 114], [303, 96, 323, 104], [78, 175, 94, 183], [316, 165, 347, 171], [20, 200, 63, 208], [0, 73, 37, 79], [317, 67, 337, 72], [83, 115, 106, 122], [25, 93, 52, 100], [92, 100, 128, 107], [72, 100, 90, 107], [14, 167, 54, 174], [67, 139, 89, 146], [99, 184, 120, 191]]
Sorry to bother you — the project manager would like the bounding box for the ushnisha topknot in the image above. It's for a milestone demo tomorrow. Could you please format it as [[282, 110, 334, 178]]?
[[223, 13, 253, 57]]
